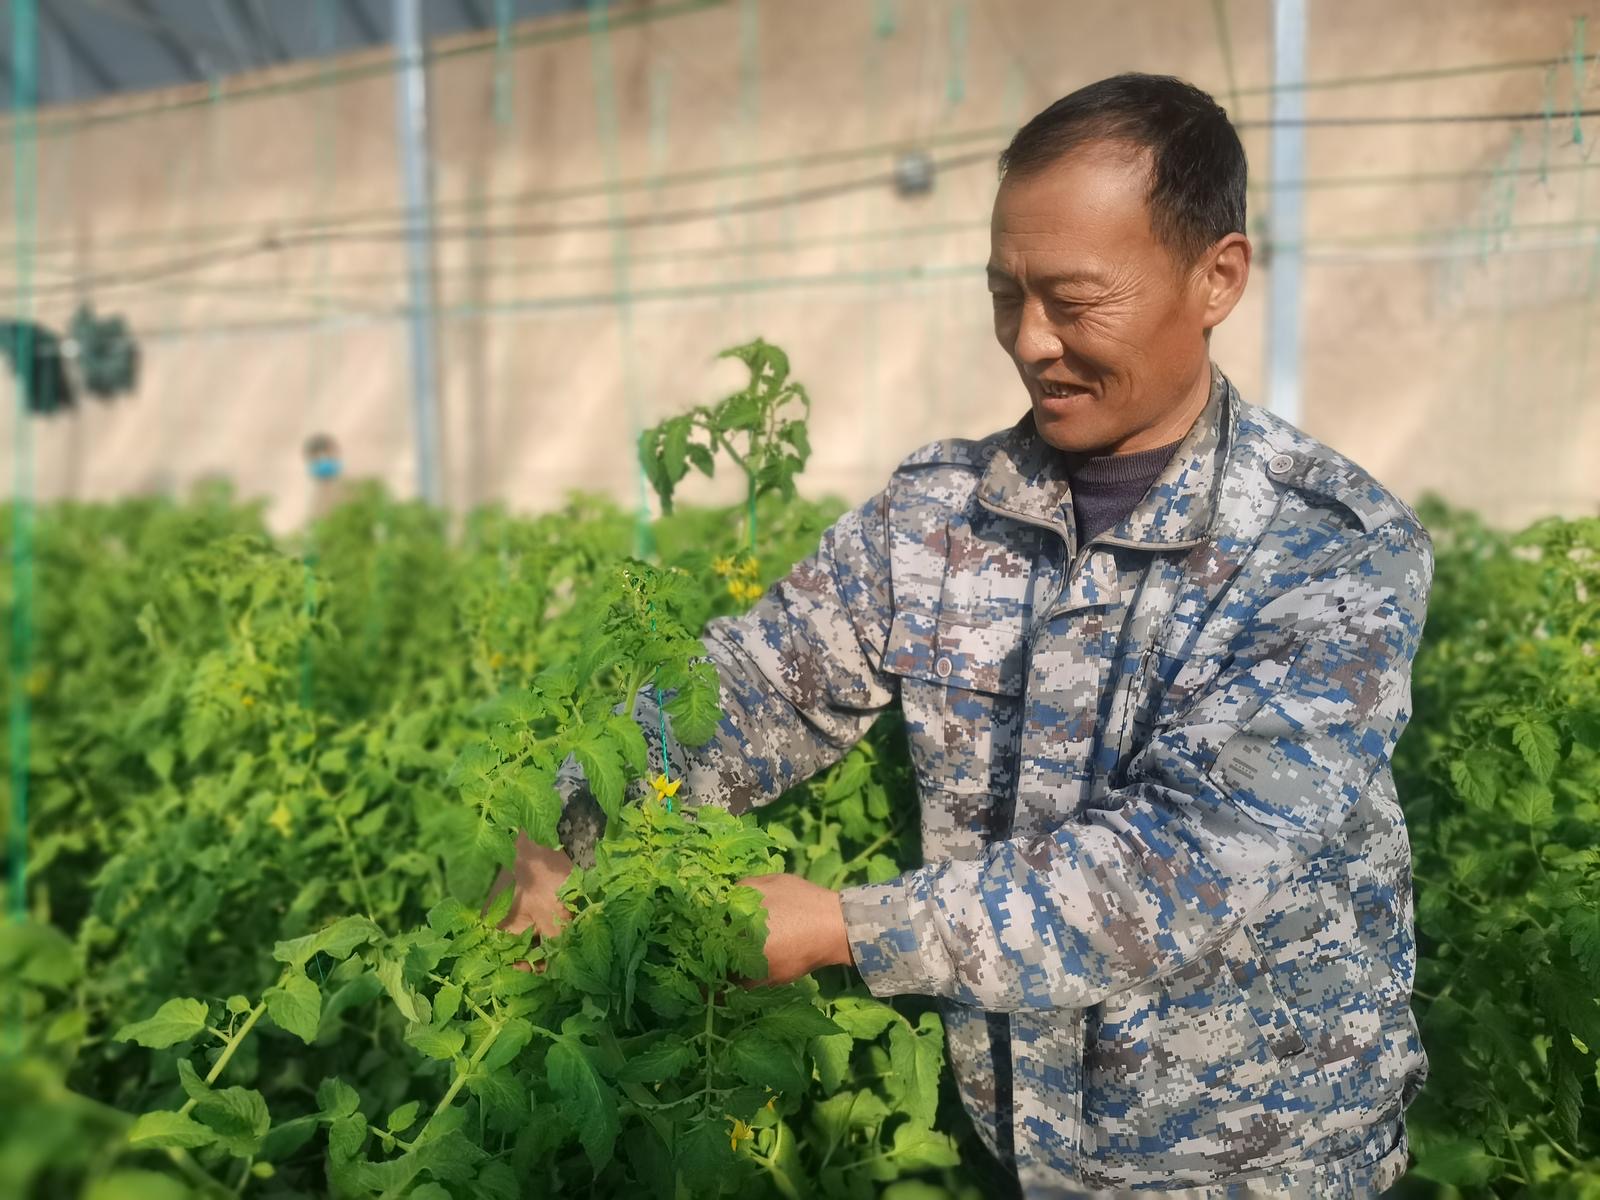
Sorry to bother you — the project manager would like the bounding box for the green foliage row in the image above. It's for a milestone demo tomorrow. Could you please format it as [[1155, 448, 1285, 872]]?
[[0, 477, 996, 1200], [1391, 503, 1600, 1197], [0, 343, 1000, 1200], [0, 344, 1596, 1196]]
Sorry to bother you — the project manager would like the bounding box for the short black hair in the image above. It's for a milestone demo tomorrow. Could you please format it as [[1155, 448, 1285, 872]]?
[[304, 433, 339, 459], [998, 73, 1247, 264]]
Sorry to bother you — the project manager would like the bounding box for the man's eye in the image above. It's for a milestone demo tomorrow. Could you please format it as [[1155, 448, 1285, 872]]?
[[1048, 298, 1090, 318], [989, 292, 1020, 305]]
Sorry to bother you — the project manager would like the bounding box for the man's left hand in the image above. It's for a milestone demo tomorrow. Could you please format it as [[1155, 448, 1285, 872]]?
[[738, 873, 854, 986]]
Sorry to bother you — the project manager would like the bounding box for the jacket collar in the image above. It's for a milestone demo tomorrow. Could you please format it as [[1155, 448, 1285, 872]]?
[[977, 365, 1230, 553]]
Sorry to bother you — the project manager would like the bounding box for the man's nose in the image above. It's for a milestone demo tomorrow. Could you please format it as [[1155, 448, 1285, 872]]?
[[1013, 299, 1062, 365]]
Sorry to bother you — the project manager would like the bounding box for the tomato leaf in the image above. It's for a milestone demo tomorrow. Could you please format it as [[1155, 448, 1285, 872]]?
[[545, 1037, 619, 1173], [264, 972, 322, 1045], [126, 1110, 216, 1151], [115, 998, 209, 1049], [1512, 717, 1560, 782], [727, 1032, 805, 1097]]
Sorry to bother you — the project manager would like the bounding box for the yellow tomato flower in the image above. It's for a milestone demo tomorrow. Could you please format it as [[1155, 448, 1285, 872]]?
[[650, 774, 682, 801], [712, 555, 737, 578], [242, 695, 256, 708], [728, 579, 763, 604], [738, 556, 761, 580], [728, 1117, 753, 1152], [267, 800, 293, 838]]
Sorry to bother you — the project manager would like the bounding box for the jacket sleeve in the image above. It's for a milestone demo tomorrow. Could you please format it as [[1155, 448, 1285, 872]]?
[[557, 490, 900, 863], [840, 519, 1433, 1012]]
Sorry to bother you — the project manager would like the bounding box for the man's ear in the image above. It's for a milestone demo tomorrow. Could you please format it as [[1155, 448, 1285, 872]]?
[[1194, 233, 1252, 331]]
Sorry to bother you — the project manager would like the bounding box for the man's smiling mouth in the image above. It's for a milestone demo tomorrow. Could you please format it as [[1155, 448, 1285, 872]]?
[[1037, 379, 1090, 398]]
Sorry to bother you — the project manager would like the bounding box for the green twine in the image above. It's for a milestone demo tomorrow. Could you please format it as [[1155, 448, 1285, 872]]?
[[1573, 227, 1600, 409], [736, 0, 761, 303], [1002, 62, 1026, 128], [1487, 131, 1522, 255], [586, 0, 654, 560], [946, 1, 968, 109], [1211, 0, 1244, 119], [1572, 16, 1588, 145], [589, 0, 670, 804], [648, 62, 672, 195], [7, 0, 38, 1056], [1541, 67, 1555, 184], [646, 607, 675, 810], [747, 477, 758, 555], [873, 0, 896, 38], [656, 679, 673, 811], [494, 0, 515, 128], [300, 551, 317, 711], [299, 0, 337, 709]]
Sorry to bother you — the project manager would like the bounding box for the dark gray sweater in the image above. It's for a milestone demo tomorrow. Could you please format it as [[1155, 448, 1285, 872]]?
[[1060, 437, 1185, 550]]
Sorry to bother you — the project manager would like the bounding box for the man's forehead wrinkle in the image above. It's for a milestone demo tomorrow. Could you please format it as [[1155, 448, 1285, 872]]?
[[988, 239, 1115, 286]]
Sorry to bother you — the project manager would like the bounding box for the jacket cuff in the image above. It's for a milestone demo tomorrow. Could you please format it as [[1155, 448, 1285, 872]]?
[[839, 872, 954, 998], [554, 762, 606, 869]]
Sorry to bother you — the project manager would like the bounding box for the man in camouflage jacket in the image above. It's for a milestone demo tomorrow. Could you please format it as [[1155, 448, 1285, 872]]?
[[510, 74, 1432, 1196]]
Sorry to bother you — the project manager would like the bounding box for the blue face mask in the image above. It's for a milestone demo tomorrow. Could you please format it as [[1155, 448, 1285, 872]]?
[[309, 456, 342, 481]]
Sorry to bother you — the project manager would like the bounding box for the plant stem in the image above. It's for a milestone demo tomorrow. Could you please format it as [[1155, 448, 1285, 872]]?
[[179, 1000, 267, 1115], [331, 808, 378, 919], [1412, 873, 1488, 914], [828, 824, 906, 889], [748, 1122, 801, 1200], [383, 1021, 506, 1193], [715, 432, 748, 474], [1504, 1119, 1537, 1188], [163, 1147, 232, 1198], [699, 991, 718, 1119], [838, 1147, 898, 1173], [1535, 1123, 1582, 1166], [816, 1090, 859, 1172]]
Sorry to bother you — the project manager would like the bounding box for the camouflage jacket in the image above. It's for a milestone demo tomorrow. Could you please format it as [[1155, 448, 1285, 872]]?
[[564, 369, 1433, 1196]]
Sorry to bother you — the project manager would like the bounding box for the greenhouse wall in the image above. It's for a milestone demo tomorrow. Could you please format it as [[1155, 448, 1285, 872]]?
[[1, 0, 1596, 530]]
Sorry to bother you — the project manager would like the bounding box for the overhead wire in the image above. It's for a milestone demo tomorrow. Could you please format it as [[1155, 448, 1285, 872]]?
[[0, 0, 733, 145], [1210, 0, 1245, 119], [0, 29, 1585, 155], [1, 22, 1595, 264], [0, 148, 998, 300], [14, 122, 1600, 305], [10, 101, 1600, 268], [98, 206, 1600, 343]]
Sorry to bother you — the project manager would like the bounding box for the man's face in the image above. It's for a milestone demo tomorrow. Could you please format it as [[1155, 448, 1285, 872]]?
[[987, 141, 1229, 455]]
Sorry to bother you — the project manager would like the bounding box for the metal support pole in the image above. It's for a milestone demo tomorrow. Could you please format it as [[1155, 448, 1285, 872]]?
[[394, 0, 443, 505], [1265, 0, 1306, 425]]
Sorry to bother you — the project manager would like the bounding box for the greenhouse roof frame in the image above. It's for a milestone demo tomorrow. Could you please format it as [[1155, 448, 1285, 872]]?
[[1, 0, 588, 109]]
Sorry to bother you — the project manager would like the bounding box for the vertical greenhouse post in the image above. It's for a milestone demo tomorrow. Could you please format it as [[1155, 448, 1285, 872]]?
[[394, 0, 444, 506], [1265, 0, 1306, 425]]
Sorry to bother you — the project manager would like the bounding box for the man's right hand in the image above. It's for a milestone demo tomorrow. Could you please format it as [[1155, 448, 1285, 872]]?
[[487, 834, 575, 944]]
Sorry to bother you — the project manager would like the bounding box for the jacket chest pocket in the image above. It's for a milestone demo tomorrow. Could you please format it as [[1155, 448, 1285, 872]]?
[[883, 610, 1025, 859]]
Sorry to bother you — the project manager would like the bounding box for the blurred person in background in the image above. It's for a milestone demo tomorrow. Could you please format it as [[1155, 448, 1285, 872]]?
[[304, 432, 347, 523], [501, 74, 1431, 1198]]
